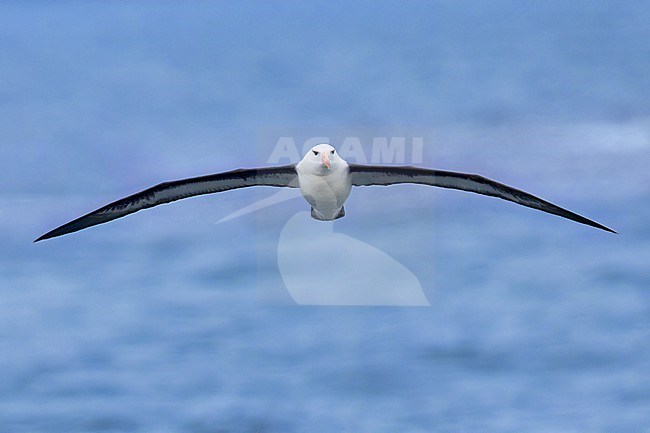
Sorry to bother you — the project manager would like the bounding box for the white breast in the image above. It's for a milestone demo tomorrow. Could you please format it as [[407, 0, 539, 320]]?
[[296, 164, 352, 220]]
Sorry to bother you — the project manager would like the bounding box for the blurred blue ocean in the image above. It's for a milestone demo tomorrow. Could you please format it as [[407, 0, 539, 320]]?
[[1, 1, 649, 432]]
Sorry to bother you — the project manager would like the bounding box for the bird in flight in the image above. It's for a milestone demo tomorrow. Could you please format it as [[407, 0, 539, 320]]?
[[35, 143, 616, 241]]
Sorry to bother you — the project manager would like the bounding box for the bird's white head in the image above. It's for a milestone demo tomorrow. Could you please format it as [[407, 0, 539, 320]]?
[[299, 143, 344, 171]]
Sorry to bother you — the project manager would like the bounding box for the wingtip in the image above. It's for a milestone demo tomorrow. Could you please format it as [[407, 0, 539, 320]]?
[[589, 218, 617, 234], [593, 222, 617, 234], [34, 233, 50, 243], [34, 228, 62, 242]]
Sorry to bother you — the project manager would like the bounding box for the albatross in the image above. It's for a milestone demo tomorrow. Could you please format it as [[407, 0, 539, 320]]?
[[35, 143, 616, 241]]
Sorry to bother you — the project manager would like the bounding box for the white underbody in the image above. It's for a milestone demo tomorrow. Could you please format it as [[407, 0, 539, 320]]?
[[296, 163, 352, 220]]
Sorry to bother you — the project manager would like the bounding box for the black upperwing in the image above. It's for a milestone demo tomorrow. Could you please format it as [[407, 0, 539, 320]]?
[[36, 165, 298, 241], [348, 164, 616, 233]]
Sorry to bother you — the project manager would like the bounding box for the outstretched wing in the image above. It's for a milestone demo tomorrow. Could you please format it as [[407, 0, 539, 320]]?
[[36, 165, 298, 241], [348, 164, 615, 233]]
